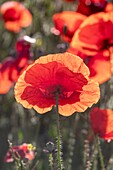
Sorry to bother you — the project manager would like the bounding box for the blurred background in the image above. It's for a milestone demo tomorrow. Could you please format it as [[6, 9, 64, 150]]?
[[0, 0, 113, 170]]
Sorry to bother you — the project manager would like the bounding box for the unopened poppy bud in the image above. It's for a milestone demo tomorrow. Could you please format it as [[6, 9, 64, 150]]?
[[43, 141, 55, 154]]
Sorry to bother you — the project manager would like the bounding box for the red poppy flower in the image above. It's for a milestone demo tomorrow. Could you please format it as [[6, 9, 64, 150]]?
[[52, 11, 86, 42], [10, 38, 33, 82], [67, 48, 111, 84], [0, 56, 31, 94], [0, 1, 32, 32], [90, 107, 113, 140], [0, 37, 34, 94], [69, 12, 113, 79], [4, 143, 35, 163], [15, 52, 100, 116], [76, 0, 107, 16], [70, 12, 113, 56]]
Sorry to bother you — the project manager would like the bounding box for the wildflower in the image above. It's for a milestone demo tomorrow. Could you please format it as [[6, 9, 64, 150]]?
[[69, 12, 113, 56], [0, 36, 34, 94], [90, 107, 113, 141], [68, 12, 113, 82], [0, 1, 32, 32], [4, 143, 35, 162], [52, 11, 86, 42], [10, 37, 33, 82], [15, 52, 100, 116]]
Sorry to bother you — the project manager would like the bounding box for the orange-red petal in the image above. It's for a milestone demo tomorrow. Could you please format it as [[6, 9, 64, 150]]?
[[5, 21, 21, 32], [67, 47, 112, 84], [90, 107, 113, 140], [19, 8, 32, 27], [0, 63, 13, 94], [52, 11, 86, 42], [105, 2, 113, 12], [88, 51, 111, 84]]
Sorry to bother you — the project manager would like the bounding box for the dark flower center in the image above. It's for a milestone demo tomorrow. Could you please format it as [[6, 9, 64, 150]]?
[[39, 85, 74, 99], [3, 8, 21, 22]]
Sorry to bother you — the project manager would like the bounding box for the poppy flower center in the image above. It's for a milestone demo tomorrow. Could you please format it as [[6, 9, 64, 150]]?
[[39, 85, 74, 99], [102, 39, 113, 50], [63, 25, 68, 35], [3, 8, 21, 22]]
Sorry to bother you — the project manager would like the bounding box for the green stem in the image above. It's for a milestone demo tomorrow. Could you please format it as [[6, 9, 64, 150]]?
[[49, 153, 53, 170], [32, 160, 39, 170], [95, 136, 105, 170], [84, 139, 92, 170], [55, 92, 64, 170]]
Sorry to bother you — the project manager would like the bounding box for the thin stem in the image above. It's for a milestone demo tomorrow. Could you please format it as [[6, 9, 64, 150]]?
[[32, 160, 39, 170], [67, 114, 79, 170], [84, 139, 92, 170], [90, 147, 98, 170], [95, 136, 105, 170], [49, 153, 54, 170], [56, 92, 60, 132], [55, 92, 64, 170]]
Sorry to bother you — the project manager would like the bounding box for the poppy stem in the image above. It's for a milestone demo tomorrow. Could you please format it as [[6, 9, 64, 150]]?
[[56, 92, 60, 130], [55, 92, 64, 170], [95, 135, 105, 170], [49, 153, 54, 170]]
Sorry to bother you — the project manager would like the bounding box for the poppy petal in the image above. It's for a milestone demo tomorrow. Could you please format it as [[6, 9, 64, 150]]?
[[19, 8, 32, 27], [88, 51, 111, 84], [5, 21, 20, 32], [0, 67, 13, 94], [90, 107, 113, 140], [53, 11, 86, 42]]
